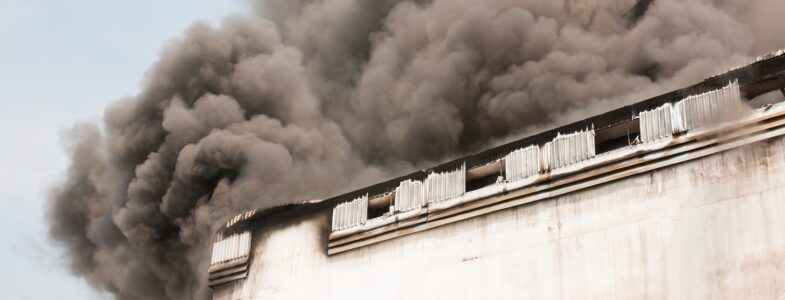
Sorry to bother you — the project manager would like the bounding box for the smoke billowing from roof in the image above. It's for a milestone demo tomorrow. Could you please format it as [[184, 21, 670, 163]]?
[[48, 0, 784, 299]]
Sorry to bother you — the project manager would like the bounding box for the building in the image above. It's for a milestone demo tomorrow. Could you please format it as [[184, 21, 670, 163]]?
[[209, 50, 785, 299]]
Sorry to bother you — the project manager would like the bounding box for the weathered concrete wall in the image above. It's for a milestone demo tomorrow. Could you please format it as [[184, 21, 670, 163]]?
[[214, 135, 785, 300]]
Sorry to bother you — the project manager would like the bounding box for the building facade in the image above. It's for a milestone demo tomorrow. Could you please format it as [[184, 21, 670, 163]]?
[[209, 50, 785, 299]]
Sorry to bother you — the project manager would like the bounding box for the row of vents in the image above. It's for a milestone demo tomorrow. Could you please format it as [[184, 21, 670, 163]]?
[[330, 80, 743, 233], [204, 46, 785, 288], [206, 80, 745, 286]]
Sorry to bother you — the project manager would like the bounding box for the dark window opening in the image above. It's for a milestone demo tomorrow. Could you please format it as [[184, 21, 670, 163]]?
[[367, 193, 393, 219], [595, 119, 637, 153], [466, 173, 499, 192]]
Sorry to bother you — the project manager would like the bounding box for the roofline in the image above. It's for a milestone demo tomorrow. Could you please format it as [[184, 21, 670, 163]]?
[[220, 51, 785, 230]]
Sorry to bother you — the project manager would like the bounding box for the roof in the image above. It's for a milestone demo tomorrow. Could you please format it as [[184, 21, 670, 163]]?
[[218, 50, 785, 231]]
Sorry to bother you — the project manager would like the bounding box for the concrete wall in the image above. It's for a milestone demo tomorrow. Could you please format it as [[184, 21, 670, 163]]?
[[213, 135, 785, 300]]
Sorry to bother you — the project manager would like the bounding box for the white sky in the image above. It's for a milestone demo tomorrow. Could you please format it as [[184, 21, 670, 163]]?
[[0, 1, 247, 298]]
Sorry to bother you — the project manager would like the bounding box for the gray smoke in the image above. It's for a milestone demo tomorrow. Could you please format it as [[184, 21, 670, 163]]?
[[48, 0, 784, 299]]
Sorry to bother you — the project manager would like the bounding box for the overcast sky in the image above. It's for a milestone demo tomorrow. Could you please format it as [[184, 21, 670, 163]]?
[[0, 1, 247, 298]]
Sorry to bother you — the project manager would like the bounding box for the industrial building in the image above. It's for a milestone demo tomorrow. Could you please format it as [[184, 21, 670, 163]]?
[[209, 50, 785, 299]]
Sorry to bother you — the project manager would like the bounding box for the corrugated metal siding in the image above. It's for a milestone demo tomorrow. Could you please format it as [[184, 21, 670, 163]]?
[[542, 129, 596, 169], [425, 164, 466, 204], [673, 80, 743, 132], [639, 103, 675, 143], [394, 179, 425, 212], [225, 210, 258, 228], [504, 145, 541, 181], [210, 230, 251, 266], [331, 195, 368, 231]]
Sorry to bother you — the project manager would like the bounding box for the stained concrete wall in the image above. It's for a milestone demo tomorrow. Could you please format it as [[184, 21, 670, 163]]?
[[213, 135, 785, 300]]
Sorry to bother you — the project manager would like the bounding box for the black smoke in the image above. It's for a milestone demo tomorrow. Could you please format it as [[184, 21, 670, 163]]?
[[48, 0, 785, 299]]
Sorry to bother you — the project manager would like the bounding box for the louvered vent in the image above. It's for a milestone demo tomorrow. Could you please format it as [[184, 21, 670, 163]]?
[[673, 80, 743, 132], [331, 194, 368, 231], [504, 145, 541, 181], [542, 129, 596, 170], [208, 230, 252, 287], [394, 179, 425, 212], [425, 164, 466, 204], [639, 103, 675, 143]]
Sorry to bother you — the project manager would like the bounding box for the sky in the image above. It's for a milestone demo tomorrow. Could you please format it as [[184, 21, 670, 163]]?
[[0, 1, 248, 298]]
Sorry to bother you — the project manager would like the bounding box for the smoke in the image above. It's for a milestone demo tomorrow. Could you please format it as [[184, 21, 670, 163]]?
[[47, 0, 784, 299]]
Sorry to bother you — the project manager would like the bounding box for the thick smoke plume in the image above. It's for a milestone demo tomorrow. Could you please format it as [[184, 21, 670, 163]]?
[[48, 0, 784, 299]]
